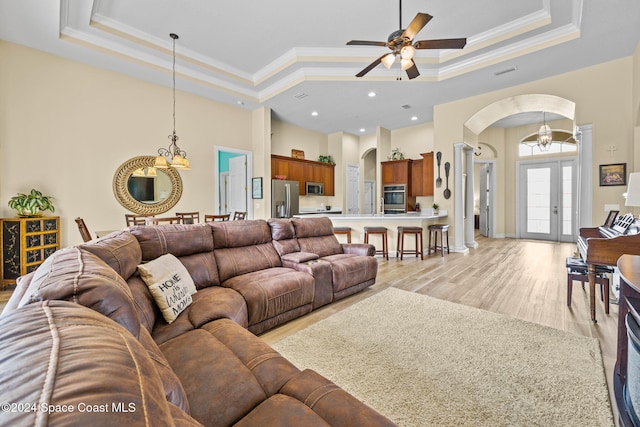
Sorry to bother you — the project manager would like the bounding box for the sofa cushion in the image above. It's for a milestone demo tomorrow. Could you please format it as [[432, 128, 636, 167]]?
[[138, 253, 197, 295], [131, 224, 220, 289], [269, 218, 301, 256], [321, 253, 378, 294], [292, 218, 342, 257], [7, 247, 140, 338], [79, 230, 141, 280], [211, 220, 283, 283], [138, 326, 191, 413], [0, 301, 185, 427], [221, 267, 314, 332], [151, 286, 248, 345]]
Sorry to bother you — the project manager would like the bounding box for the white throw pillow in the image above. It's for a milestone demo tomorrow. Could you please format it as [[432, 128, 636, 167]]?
[[147, 276, 192, 324], [138, 254, 197, 323], [137, 254, 197, 295]]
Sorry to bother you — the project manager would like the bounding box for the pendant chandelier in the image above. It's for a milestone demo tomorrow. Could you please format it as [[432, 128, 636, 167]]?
[[155, 33, 190, 170], [537, 112, 553, 152]]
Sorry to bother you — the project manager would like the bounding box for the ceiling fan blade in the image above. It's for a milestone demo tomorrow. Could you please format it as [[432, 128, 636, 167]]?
[[355, 54, 387, 77], [414, 38, 467, 50], [346, 40, 387, 47], [402, 13, 432, 41], [405, 60, 420, 79]]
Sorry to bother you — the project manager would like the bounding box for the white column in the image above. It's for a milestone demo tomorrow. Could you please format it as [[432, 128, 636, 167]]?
[[465, 146, 478, 248], [453, 143, 470, 253]]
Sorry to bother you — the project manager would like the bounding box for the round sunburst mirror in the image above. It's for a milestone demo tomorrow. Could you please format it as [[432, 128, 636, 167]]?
[[113, 156, 183, 215]]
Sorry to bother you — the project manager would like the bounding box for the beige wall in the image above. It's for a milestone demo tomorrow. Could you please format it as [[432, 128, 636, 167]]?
[[0, 41, 252, 246], [2, 38, 640, 248], [434, 56, 635, 242]]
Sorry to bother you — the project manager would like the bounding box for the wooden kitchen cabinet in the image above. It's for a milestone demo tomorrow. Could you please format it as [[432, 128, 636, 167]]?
[[271, 155, 335, 196], [411, 159, 423, 197], [381, 159, 413, 186], [420, 152, 434, 196]]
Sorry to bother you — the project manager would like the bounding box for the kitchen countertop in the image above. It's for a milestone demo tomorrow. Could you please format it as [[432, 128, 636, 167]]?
[[293, 210, 448, 220]]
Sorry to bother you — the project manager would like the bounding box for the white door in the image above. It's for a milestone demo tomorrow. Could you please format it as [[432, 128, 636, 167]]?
[[346, 164, 360, 214], [519, 159, 576, 242], [363, 180, 375, 214], [479, 164, 489, 237], [228, 155, 247, 215]]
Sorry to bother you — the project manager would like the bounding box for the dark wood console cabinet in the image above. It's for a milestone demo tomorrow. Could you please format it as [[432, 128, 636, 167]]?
[[615, 254, 640, 426], [271, 155, 335, 196]]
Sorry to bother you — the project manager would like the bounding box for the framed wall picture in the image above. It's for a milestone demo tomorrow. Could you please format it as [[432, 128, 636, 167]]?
[[599, 163, 627, 186], [252, 177, 263, 199]]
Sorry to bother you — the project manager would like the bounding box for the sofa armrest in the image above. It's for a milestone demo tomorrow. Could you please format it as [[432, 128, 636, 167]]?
[[341, 243, 375, 257], [281, 259, 333, 309], [281, 252, 320, 263], [281, 369, 397, 427]]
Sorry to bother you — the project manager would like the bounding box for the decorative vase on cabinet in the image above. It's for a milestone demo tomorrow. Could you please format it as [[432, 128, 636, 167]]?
[[0, 216, 60, 289]]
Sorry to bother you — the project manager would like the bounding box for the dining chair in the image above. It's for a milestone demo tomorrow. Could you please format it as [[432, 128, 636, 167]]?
[[176, 212, 199, 224], [75, 217, 93, 242], [204, 214, 230, 222], [125, 213, 150, 226], [233, 211, 247, 220], [149, 216, 181, 225]]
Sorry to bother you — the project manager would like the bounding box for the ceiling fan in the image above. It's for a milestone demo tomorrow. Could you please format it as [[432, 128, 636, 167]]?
[[346, 0, 467, 79]]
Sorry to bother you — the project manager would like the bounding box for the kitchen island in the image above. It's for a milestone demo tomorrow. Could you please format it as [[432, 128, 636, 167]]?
[[293, 210, 449, 257]]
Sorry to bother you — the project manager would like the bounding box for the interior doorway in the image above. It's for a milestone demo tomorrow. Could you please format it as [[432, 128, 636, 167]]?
[[475, 160, 496, 238], [214, 146, 253, 217], [346, 164, 360, 214]]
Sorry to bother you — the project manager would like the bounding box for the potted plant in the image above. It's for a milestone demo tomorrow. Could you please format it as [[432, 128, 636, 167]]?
[[8, 189, 55, 217], [318, 155, 335, 165], [432, 203, 439, 215]]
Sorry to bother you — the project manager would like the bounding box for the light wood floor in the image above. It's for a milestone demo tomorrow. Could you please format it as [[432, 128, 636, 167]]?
[[0, 235, 619, 420], [260, 233, 621, 421]]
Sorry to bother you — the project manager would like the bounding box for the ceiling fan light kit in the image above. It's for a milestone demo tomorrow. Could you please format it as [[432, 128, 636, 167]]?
[[346, 0, 466, 80]]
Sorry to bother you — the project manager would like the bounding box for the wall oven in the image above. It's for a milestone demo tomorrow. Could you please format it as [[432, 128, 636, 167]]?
[[383, 184, 406, 213]]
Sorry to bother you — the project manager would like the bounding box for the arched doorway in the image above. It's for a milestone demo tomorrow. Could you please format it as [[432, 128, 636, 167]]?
[[452, 94, 587, 248]]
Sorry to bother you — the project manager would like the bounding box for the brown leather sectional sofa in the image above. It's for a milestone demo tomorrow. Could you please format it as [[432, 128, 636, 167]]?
[[0, 217, 395, 427]]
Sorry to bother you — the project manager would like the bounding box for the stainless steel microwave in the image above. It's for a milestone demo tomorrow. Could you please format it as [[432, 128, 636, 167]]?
[[305, 182, 324, 195]]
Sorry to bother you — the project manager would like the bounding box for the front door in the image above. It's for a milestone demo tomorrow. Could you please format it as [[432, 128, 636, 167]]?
[[518, 159, 576, 242]]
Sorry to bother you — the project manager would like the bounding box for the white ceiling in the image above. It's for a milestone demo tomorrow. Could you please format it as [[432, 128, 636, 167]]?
[[1, 0, 639, 135]]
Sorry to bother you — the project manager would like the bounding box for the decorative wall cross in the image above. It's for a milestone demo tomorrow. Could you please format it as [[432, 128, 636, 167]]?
[[607, 145, 618, 157]]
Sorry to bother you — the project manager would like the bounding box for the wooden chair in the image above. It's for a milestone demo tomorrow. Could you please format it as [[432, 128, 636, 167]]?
[[204, 214, 230, 222], [176, 212, 199, 224], [149, 216, 181, 225], [75, 217, 93, 242], [233, 211, 247, 220], [125, 214, 150, 226]]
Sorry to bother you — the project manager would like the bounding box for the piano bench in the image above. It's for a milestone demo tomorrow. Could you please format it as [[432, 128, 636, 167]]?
[[566, 257, 613, 315]]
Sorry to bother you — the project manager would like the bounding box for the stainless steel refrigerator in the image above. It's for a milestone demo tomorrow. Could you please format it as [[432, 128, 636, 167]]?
[[271, 180, 299, 218]]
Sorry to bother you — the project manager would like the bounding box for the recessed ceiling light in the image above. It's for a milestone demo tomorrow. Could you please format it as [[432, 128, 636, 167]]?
[[368, 91, 376, 97], [411, 116, 418, 121], [360, 128, 366, 133], [311, 111, 318, 116]]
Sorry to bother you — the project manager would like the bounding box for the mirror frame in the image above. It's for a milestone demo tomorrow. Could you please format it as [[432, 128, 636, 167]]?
[[113, 156, 183, 215]]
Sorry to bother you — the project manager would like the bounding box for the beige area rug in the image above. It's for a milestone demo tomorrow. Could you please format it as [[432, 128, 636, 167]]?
[[272, 288, 613, 427]]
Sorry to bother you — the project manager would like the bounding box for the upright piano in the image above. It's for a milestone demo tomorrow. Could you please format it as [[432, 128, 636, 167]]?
[[578, 222, 640, 322]]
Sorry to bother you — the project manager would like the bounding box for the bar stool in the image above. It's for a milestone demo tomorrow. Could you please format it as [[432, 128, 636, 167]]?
[[333, 226, 352, 243], [396, 226, 423, 260], [364, 226, 388, 260], [428, 224, 450, 257], [566, 256, 612, 315]]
